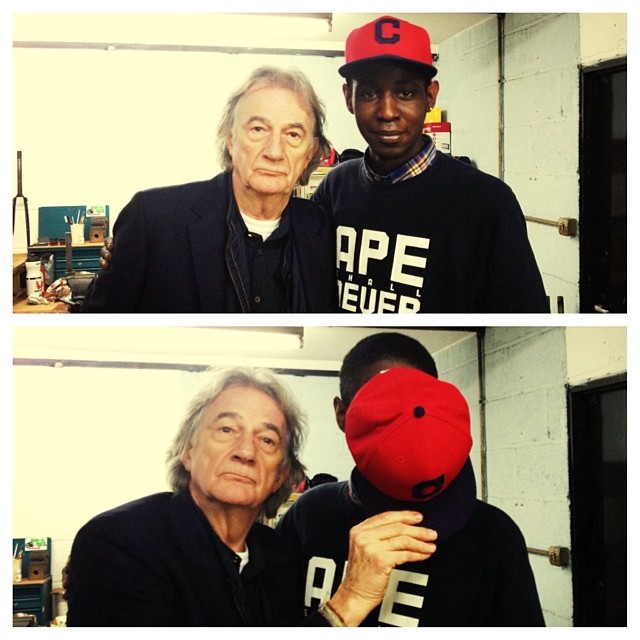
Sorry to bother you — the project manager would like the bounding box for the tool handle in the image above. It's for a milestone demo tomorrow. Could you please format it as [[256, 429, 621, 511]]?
[[17, 150, 23, 195], [65, 231, 74, 273]]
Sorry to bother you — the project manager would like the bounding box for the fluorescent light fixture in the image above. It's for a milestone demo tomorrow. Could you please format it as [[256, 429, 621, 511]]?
[[13, 13, 337, 54], [12, 326, 304, 365]]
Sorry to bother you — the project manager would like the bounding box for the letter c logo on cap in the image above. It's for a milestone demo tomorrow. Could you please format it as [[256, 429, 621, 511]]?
[[412, 474, 445, 500], [375, 17, 401, 45]]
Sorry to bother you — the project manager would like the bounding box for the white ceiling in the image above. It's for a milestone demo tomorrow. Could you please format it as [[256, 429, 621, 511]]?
[[13, 12, 492, 51], [12, 326, 477, 371]]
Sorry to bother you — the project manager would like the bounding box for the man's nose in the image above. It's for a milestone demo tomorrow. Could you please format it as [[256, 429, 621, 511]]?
[[263, 133, 285, 159], [377, 92, 399, 120], [231, 432, 256, 462]]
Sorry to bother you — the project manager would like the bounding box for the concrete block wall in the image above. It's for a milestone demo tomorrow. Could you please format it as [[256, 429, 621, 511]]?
[[579, 13, 627, 66], [565, 325, 627, 384], [431, 16, 501, 176], [436, 327, 574, 625], [438, 14, 581, 312], [503, 14, 581, 313], [482, 327, 572, 626]]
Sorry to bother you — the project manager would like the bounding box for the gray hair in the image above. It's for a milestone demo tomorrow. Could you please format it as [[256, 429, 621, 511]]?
[[216, 65, 331, 186], [166, 366, 306, 519]]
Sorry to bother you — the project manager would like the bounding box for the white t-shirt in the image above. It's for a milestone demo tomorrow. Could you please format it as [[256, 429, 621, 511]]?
[[240, 212, 280, 241], [236, 547, 249, 574]]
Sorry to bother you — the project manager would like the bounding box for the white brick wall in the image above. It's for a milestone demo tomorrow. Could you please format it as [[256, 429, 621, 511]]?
[[438, 15, 582, 312], [438, 327, 573, 625], [484, 327, 573, 625]]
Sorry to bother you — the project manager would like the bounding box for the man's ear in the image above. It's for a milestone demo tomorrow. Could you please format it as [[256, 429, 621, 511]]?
[[342, 82, 355, 115], [333, 396, 347, 433], [427, 79, 440, 111], [181, 445, 193, 472]]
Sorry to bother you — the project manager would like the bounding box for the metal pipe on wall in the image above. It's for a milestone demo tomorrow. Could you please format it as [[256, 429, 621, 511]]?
[[476, 330, 488, 502], [497, 13, 506, 182]]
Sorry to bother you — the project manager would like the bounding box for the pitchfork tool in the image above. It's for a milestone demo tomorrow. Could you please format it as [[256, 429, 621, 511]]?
[[12, 150, 31, 247]]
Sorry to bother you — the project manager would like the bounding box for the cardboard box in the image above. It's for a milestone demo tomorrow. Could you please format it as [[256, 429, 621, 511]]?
[[89, 216, 108, 243], [423, 122, 452, 154]]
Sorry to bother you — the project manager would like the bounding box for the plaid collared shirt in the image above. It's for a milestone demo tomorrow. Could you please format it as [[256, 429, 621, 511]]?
[[364, 136, 438, 184]]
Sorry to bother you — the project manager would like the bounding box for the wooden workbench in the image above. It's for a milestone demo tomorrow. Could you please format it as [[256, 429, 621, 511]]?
[[13, 293, 69, 313]]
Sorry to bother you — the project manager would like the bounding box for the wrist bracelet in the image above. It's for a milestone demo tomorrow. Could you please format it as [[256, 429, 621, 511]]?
[[318, 601, 347, 627]]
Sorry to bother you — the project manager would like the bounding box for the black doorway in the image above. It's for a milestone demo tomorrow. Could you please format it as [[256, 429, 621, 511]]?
[[568, 375, 626, 625], [579, 60, 627, 313]]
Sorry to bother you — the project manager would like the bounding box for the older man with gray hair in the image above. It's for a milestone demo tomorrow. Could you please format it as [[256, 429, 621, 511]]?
[[82, 66, 337, 313]]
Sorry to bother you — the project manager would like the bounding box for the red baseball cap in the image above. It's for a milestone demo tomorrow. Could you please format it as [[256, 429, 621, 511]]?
[[345, 368, 476, 539], [339, 15, 438, 79]]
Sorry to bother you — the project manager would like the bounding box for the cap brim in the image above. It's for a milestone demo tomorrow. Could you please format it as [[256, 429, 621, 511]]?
[[350, 457, 477, 541], [339, 55, 438, 79]]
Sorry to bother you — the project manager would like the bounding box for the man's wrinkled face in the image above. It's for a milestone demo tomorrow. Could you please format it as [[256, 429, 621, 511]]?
[[344, 61, 439, 175], [228, 84, 319, 198], [182, 385, 289, 513]]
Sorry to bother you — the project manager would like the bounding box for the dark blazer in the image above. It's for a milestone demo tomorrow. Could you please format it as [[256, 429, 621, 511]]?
[[65, 491, 303, 626], [81, 172, 337, 313]]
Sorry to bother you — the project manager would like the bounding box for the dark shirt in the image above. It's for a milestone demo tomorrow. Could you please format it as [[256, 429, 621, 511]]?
[[242, 214, 290, 313], [313, 155, 549, 313], [277, 479, 546, 626]]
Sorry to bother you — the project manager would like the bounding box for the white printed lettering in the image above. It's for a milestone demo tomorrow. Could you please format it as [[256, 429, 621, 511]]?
[[341, 281, 359, 312], [305, 557, 337, 608], [336, 226, 357, 272], [378, 568, 429, 627], [390, 235, 430, 287], [378, 290, 397, 313], [338, 283, 421, 313], [358, 229, 390, 274], [336, 226, 428, 312]]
